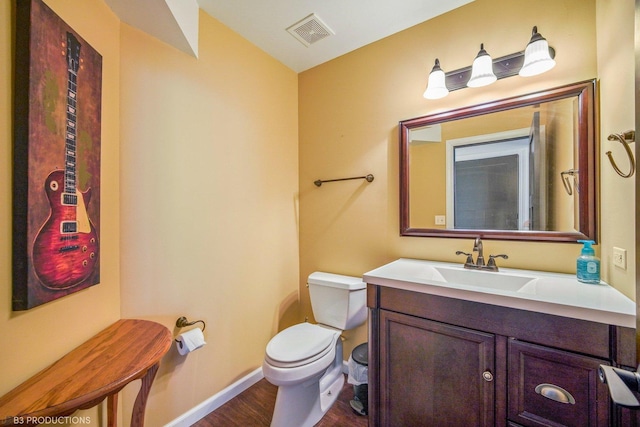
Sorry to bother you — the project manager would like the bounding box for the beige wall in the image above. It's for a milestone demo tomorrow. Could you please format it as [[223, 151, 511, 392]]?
[[597, 0, 636, 300], [0, 0, 635, 425], [117, 11, 299, 426], [1, 1, 299, 426], [0, 0, 121, 424], [298, 0, 635, 359]]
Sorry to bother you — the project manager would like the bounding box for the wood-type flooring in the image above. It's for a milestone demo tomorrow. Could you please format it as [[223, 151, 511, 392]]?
[[191, 375, 368, 426]]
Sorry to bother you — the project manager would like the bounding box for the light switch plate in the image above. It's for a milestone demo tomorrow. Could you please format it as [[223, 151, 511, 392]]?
[[435, 215, 446, 225], [613, 247, 627, 270]]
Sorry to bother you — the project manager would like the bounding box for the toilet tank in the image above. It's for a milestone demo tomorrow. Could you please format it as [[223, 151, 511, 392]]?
[[308, 272, 367, 330]]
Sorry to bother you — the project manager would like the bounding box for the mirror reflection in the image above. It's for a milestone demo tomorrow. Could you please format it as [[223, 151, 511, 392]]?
[[400, 80, 596, 242]]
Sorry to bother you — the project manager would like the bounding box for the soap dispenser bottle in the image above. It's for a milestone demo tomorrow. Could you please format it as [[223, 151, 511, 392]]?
[[576, 240, 600, 284]]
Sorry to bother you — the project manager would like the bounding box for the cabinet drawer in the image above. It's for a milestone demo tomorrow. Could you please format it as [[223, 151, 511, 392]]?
[[508, 340, 610, 427]]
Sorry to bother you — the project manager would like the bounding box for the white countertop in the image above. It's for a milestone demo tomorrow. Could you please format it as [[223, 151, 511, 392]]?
[[363, 258, 636, 328]]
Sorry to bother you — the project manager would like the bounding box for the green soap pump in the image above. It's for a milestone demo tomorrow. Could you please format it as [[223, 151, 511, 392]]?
[[577, 240, 600, 284]]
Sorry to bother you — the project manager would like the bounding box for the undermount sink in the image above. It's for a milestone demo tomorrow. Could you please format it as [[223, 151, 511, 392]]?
[[433, 266, 536, 291]]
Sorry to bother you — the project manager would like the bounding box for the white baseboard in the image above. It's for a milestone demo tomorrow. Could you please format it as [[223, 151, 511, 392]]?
[[164, 367, 264, 427]]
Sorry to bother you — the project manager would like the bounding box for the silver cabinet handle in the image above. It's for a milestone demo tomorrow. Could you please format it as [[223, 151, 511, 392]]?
[[535, 383, 576, 404], [482, 371, 493, 382]]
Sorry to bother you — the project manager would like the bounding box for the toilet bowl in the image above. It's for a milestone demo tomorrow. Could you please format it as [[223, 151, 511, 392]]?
[[263, 323, 345, 427], [262, 272, 367, 427]]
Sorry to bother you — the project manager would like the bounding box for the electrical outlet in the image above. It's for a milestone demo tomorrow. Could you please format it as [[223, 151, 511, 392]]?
[[435, 215, 446, 225], [613, 247, 627, 270]]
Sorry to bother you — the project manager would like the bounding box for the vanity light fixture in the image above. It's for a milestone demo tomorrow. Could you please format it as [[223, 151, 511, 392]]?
[[467, 44, 497, 88], [423, 59, 449, 99], [423, 26, 556, 99], [519, 26, 556, 77]]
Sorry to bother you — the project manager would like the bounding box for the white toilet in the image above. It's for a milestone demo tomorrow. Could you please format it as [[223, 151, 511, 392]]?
[[262, 272, 367, 427]]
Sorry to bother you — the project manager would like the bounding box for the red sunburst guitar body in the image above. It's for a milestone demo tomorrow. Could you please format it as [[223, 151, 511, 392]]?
[[32, 169, 99, 289], [31, 32, 99, 290]]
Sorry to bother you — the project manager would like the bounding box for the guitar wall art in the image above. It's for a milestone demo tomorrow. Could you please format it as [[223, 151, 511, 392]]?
[[13, 0, 102, 310]]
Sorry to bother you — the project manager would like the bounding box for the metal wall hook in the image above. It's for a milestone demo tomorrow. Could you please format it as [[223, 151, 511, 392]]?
[[176, 316, 206, 331], [560, 169, 579, 196], [606, 130, 635, 178]]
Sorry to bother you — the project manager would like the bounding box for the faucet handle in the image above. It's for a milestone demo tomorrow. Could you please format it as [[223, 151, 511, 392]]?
[[456, 251, 474, 266], [487, 254, 508, 268]]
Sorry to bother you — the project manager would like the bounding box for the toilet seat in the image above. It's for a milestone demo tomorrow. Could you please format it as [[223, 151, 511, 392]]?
[[265, 323, 338, 368]]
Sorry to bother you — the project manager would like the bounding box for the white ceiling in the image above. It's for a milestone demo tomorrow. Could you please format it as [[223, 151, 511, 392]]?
[[106, 0, 475, 73], [197, 0, 474, 72]]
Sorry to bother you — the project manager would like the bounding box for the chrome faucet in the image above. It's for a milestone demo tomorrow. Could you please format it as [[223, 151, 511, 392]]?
[[456, 237, 508, 272]]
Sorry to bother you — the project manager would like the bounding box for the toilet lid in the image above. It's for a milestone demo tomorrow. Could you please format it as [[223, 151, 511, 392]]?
[[266, 323, 337, 365]]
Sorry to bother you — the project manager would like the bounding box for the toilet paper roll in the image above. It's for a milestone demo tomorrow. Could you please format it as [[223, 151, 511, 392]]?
[[175, 328, 206, 356]]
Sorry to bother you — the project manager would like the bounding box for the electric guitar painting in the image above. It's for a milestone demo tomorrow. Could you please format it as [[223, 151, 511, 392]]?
[[32, 32, 99, 290]]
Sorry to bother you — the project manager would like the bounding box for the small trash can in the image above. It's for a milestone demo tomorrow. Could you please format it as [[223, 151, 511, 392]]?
[[347, 342, 368, 416]]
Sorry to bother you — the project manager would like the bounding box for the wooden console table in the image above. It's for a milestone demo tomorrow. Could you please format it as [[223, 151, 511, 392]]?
[[0, 319, 172, 426]]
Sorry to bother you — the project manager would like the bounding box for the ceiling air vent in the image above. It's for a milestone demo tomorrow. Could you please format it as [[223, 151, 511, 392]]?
[[286, 13, 334, 47]]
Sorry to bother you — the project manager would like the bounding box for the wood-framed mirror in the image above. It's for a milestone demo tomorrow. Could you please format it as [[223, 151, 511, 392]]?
[[400, 79, 597, 242]]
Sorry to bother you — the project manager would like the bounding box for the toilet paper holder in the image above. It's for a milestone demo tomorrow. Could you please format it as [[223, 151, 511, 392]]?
[[175, 316, 206, 331]]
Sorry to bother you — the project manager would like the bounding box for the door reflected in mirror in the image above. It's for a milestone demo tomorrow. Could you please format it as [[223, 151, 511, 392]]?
[[400, 80, 596, 242]]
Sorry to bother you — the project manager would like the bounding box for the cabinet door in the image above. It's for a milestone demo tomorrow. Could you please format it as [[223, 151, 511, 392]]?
[[379, 310, 495, 427], [508, 340, 610, 427]]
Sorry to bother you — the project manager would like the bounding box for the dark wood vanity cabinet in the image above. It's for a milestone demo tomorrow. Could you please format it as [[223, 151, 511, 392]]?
[[379, 310, 496, 426], [368, 285, 635, 427]]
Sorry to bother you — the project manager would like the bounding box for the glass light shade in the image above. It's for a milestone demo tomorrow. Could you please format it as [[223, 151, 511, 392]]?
[[519, 27, 556, 77], [423, 59, 449, 99], [467, 44, 496, 88]]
